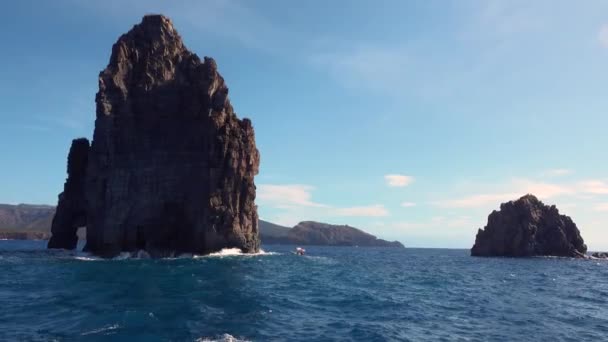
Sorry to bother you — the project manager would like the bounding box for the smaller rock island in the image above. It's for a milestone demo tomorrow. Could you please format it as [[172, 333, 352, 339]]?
[[471, 194, 587, 258]]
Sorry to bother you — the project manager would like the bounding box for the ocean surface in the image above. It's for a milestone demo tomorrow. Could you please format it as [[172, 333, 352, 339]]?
[[1, 240, 607, 341]]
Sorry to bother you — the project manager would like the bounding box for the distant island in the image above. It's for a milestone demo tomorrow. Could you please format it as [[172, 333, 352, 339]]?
[[260, 220, 404, 248], [0, 204, 54, 240], [0, 204, 403, 248]]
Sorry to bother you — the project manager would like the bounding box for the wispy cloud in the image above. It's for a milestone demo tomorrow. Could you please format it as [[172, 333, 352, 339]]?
[[73, 0, 301, 56], [512, 179, 573, 198], [594, 203, 608, 212], [433, 193, 520, 209], [400, 202, 416, 208], [257, 184, 327, 208], [434, 177, 608, 209], [578, 180, 608, 195], [257, 183, 390, 220], [390, 216, 473, 232], [599, 24, 608, 48], [384, 174, 415, 187], [334, 205, 388, 217], [310, 45, 409, 93], [432, 179, 569, 209], [472, 0, 548, 41], [544, 169, 572, 176]]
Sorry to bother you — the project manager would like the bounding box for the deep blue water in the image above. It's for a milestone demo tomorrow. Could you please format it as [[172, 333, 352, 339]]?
[[1, 240, 607, 341]]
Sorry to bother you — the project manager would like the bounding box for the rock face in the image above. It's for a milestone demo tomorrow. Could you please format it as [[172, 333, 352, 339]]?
[[471, 194, 587, 258], [591, 252, 608, 259], [48, 138, 89, 249], [260, 220, 405, 248], [48, 15, 260, 257]]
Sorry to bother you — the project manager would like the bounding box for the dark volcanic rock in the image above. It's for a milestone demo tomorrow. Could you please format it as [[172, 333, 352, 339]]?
[[260, 220, 404, 247], [49, 15, 260, 257], [48, 138, 89, 249], [471, 194, 587, 258], [591, 252, 608, 259]]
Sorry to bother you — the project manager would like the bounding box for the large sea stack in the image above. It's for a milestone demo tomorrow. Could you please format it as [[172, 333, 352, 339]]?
[[471, 194, 587, 258], [48, 15, 260, 257]]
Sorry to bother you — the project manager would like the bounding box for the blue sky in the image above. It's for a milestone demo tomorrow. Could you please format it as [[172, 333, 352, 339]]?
[[1, 0, 608, 249]]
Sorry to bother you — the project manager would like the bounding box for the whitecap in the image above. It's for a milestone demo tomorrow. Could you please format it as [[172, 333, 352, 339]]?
[[73, 255, 102, 261], [208, 248, 244, 256], [68, 248, 278, 261], [0, 256, 23, 264], [81, 324, 120, 336], [302, 255, 337, 265], [112, 252, 133, 260], [195, 248, 279, 258], [195, 333, 250, 342]]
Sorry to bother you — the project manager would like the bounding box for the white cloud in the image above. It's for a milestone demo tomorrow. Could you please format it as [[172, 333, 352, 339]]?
[[384, 174, 415, 187], [593, 203, 608, 212], [258, 183, 390, 222], [433, 177, 608, 209], [512, 179, 573, 199], [390, 216, 473, 232], [578, 180, 608, 195], [257, 184, 327, 208], [599, 24, 608, 48], [544, 169, 572, 176], [334, 205, 389, 217], [400, 202, 416, 208], [434, 193, 520, 208], [432, 179, 572, 209]]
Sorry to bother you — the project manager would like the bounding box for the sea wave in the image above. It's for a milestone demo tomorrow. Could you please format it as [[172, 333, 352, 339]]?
[[195, 334, 250, 342], [196, 248, 279, 258], [81, 324, 120, 336], [70, 248, 279, 261], [73, 255, 102, 261]]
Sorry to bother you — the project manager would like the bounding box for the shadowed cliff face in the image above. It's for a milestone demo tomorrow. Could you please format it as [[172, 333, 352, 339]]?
[[49, 15, 260, 257], [471, 194, 587, 258], [48, 138, 89, 249]]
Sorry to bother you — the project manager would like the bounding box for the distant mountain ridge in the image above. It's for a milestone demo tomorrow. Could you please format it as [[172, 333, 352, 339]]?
[[0, 204, 404, 247], [259, 220, 404, 248], [0, 204, 55, 239]]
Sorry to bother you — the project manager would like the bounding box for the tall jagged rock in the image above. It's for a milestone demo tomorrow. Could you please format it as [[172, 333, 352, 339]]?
[[471, 194, 587, 258], [49, 15, 260, 257], [48, 138, 89, 249]]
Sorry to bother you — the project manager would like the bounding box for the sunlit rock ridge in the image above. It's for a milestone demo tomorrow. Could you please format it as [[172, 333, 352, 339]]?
[[48, 15, 261, 257]]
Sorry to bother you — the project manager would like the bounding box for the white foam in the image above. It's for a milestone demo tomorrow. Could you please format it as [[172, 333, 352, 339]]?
[[196, 248, 279, 258], [68, 248, 278, 261], [74, 255, 102, 261], [81, 324, 120, 336], [113, 252, 133, 260], [195, 334, 250, 342], [209, 248, 244, 256]]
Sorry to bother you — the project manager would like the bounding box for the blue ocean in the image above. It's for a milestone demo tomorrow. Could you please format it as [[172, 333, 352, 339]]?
[[1, 240, 607, 341]]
